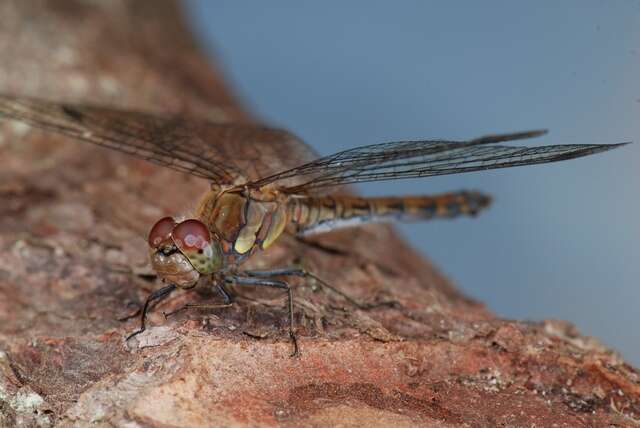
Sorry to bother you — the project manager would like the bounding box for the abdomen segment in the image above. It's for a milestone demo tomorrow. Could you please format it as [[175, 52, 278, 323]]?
[[289, 191, 491, 236]]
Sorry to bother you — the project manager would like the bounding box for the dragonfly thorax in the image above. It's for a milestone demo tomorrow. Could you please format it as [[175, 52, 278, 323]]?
[[147, 217, 223, 289]]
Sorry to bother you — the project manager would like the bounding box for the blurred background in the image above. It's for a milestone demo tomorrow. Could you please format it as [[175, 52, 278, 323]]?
[[184, 1, 639, 364]]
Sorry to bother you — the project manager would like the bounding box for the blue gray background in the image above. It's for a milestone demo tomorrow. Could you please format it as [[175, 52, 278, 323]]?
[[184, 1, 639, 364]]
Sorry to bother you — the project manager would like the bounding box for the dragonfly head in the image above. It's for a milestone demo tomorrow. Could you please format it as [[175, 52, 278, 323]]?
[[147, 217, 223, 289]]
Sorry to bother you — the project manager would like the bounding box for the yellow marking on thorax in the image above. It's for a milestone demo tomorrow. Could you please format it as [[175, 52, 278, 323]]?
[[261, 204, 288, 249], [235, 200, 270, 254]]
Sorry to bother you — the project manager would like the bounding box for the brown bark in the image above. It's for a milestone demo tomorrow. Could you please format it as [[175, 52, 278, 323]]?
[[0, 1, 637, 427]]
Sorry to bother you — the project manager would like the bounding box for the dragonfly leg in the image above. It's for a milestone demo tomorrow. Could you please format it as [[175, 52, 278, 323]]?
[[125, 283, 177, 341], [163, 281, 234, 318], [226, 275, 298, 357], [216, 282, 234, 304], [242, 268, 398, 310]]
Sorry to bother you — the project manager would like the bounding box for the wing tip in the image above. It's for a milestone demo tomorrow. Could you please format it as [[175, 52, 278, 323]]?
[[472, 129, 548, 145], [591, 141, 631, 153], [557, 141, 630, 163], [517, 129, 549, 139]]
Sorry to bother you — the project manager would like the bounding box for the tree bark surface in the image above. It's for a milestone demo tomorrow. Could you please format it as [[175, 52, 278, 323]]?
[[0, 1, 638, 427]]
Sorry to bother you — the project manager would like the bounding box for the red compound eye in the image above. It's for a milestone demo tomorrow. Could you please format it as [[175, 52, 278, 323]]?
[[172, 219, 211, 250], [148, 216, 177, 248]]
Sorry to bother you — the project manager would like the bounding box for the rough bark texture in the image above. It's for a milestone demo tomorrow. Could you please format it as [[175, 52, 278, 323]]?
[[0, 1, 638, 427]]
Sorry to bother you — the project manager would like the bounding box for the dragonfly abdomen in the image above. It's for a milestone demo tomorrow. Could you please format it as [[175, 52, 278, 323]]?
[[289, 191, 491, 236]]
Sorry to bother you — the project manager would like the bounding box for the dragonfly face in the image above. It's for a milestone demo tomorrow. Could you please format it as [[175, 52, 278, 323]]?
[[147, 217, 224, 289]]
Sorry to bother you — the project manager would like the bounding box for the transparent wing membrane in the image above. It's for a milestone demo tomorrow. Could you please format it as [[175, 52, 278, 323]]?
[[253, 130, 626, 192], [0, 94, 627, 193], [0, 94, 316, 185]]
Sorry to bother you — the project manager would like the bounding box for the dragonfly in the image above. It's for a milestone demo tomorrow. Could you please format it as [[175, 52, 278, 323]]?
[[0, 94, 627, 355]]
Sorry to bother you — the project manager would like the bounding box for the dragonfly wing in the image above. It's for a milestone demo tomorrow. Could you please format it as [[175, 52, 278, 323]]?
[[252, 130, 627, 192], [250, 130, 547, 188], [0, 94, 318, 185]]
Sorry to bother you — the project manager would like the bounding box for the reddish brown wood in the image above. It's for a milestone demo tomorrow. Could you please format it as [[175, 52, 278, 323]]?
[[0, 1, 638, 426]]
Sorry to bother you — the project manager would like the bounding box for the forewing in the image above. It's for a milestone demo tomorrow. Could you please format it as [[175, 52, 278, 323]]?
[[0, 94, 317, 185], [253, 130, 626, 192]]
